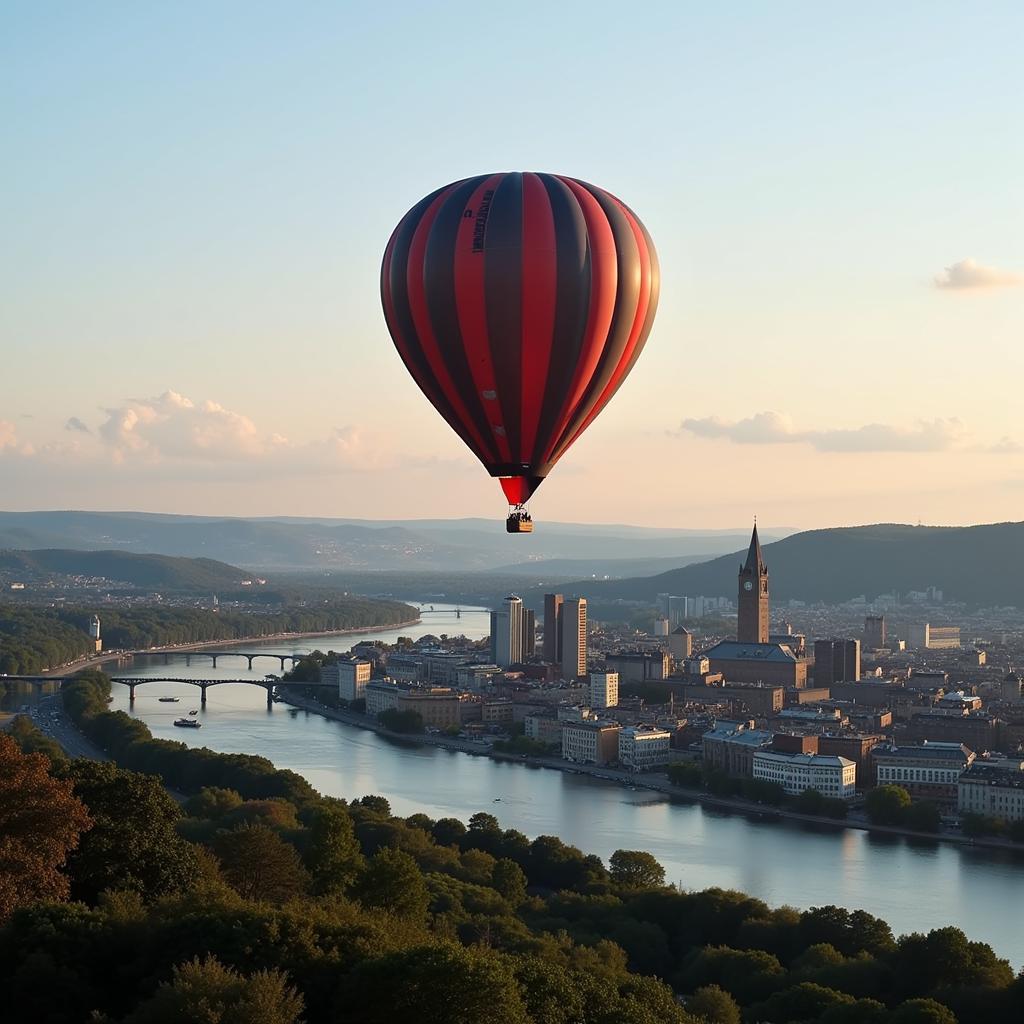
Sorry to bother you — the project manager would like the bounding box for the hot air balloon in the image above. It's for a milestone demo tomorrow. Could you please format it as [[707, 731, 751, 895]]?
[[380, 172, 659, 533]]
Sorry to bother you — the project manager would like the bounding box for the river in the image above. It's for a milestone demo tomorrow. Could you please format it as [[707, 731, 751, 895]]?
[[48, 605, 1024, 966]]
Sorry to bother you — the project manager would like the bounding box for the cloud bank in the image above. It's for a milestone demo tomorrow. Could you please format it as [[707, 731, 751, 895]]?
[[934, 258, 1023, 291], [680, 412, 970, 453]]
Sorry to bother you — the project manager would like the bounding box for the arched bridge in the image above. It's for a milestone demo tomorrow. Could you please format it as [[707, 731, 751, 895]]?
[[130, 650, 305, 670], [110, 676, 334, 707]]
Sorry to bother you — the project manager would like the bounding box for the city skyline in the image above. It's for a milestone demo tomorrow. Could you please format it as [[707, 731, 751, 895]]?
[[3, 3, 1023, 528]]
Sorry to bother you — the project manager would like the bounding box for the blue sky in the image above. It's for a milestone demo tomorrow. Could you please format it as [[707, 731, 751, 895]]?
[[2, 2, 1022, 527]]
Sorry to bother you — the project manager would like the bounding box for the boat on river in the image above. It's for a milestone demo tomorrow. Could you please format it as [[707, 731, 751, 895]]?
[[174, 717, 201, 729], [158, 697, 180, 703]]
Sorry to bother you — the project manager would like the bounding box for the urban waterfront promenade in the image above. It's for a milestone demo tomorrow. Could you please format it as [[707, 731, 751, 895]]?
[[275, 687, 1024, 854]]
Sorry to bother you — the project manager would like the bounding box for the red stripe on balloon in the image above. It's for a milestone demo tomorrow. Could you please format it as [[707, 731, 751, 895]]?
[[540, 177, 618, 463], [519, 172, 558, 464], [405, 186, 494, 461], [453, 173, 512, 465]]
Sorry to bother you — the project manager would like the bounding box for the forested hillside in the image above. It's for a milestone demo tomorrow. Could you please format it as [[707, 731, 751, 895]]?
[[0, 600, 416, 674], [554, 522, 1024, 607]]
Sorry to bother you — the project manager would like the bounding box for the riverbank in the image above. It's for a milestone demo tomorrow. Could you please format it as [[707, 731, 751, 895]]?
[[277, 687, 1024, 856], [36, 617, 423, 677]]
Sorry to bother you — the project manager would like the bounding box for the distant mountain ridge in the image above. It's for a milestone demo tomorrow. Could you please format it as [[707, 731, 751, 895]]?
[[0, 549, 249, 590], [0, 511, 794, 573], [541, 522, 1024, 607]]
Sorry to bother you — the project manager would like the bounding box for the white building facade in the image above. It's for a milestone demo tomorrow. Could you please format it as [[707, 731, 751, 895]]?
[[618, 726, 671, 770], [588, 671, 619, 709], [753, 750, 857, 800]]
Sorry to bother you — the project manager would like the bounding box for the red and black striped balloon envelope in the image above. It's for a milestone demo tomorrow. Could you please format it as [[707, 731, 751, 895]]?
[[380, 172, 659, 509]]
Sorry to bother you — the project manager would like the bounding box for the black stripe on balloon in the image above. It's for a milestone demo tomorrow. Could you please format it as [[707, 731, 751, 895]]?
[[529, 173, 592, 470], [548, 181, 641, 462], [484, 172, 524, 465], [383, 186, 476, 453], [422, 174, 502, 466]]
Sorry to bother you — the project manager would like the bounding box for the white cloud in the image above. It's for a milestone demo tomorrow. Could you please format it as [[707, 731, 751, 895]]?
[[0, 420, 17, 450], [679, 412, 973, 453], [934, 258, 1023, 291]]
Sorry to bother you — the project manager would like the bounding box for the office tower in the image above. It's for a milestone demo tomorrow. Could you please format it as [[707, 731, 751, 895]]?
[[561, 597, 587, 679], [543, 593, 564, 663], [737, 523, 769, 643], [864, 615, 887, 649], [814, 638, 862, 685], [524, 609, 536, 658], [589, 670, 619, 709], [490, 595, 524, 668]]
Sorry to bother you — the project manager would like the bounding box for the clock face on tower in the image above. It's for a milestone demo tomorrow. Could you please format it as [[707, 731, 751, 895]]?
[[743, 580, 753, 591]]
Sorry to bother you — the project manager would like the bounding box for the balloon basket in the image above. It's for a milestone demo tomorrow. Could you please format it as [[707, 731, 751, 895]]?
[[506, 505, 534, 534]]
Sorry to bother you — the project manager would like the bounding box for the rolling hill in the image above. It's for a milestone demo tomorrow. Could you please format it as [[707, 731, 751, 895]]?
[[541, 522, 1024, 608], [0, 511, 794, 573], [0, 549, 251, 590]]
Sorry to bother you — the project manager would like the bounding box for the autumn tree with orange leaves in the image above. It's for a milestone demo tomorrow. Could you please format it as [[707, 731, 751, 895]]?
[[0, 734, 91, 921]]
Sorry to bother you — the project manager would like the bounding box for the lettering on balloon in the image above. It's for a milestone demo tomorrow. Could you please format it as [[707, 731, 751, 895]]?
[[470, 190, 495, 253]]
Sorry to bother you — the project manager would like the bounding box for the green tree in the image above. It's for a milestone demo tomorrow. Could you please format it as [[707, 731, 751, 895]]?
[[352, 847, 429, 920], [889, 997, 958, 1024], [609, 850, 666, 889], [342, 944, 529, 1024], [493, 858, 528, 904], [905, 801, 942, 833], [123, 955, 304, 1024], [819, 999, 890, 1024], [378, 708, 425, 733], [686, 984, 740, 1024], [184, 787, 244, 819], [750, 982, 855, 1023], [0, 734, 92, 921], [864, 785, 912, 825], [59, 759, 199, 903], [306, 804, 365, 895], [432, 817, 468, 846], [213, 824, 310, 903]]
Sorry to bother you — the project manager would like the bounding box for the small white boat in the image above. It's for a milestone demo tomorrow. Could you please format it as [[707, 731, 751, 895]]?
[[174, 718, 201, 729]]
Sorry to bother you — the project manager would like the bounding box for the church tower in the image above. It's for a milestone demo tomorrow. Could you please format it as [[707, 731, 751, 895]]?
[[737, 523, 769, 643]]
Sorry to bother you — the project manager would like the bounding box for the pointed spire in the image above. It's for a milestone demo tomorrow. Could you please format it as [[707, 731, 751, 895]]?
[[743, 521, 765, 574]]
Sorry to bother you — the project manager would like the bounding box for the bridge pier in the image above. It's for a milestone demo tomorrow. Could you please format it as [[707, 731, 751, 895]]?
[[247, 655, 255, 670], [279, 655, 288, 670], [200, 683, 208, 707], [266, 685, 273, 708], [129, 683, 136, 704], [185, 654, 191, 666], [210, 654, 218, 668], [164, 653, 170, 665]]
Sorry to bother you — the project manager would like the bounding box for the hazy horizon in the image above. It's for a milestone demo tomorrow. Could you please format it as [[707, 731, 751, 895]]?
[[4, 2, 1022, 529]]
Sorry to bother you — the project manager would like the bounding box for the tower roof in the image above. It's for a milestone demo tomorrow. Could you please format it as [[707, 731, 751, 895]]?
[[742, 523, 766, 574]]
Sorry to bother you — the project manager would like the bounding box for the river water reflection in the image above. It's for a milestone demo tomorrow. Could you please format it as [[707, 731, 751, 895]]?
[[100, 605, 1024, 967]]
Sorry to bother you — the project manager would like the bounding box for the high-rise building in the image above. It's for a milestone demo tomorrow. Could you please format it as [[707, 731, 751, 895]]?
[[490, 595, 525, 668], [737, 524, 769, 643], [543, 593, 564, 663], [814, 639, 862, 685], [524, 609, 536, 658], [864, 615, 887, 650], [589, 670, 619, 709], [560, 598, 587, 679]]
